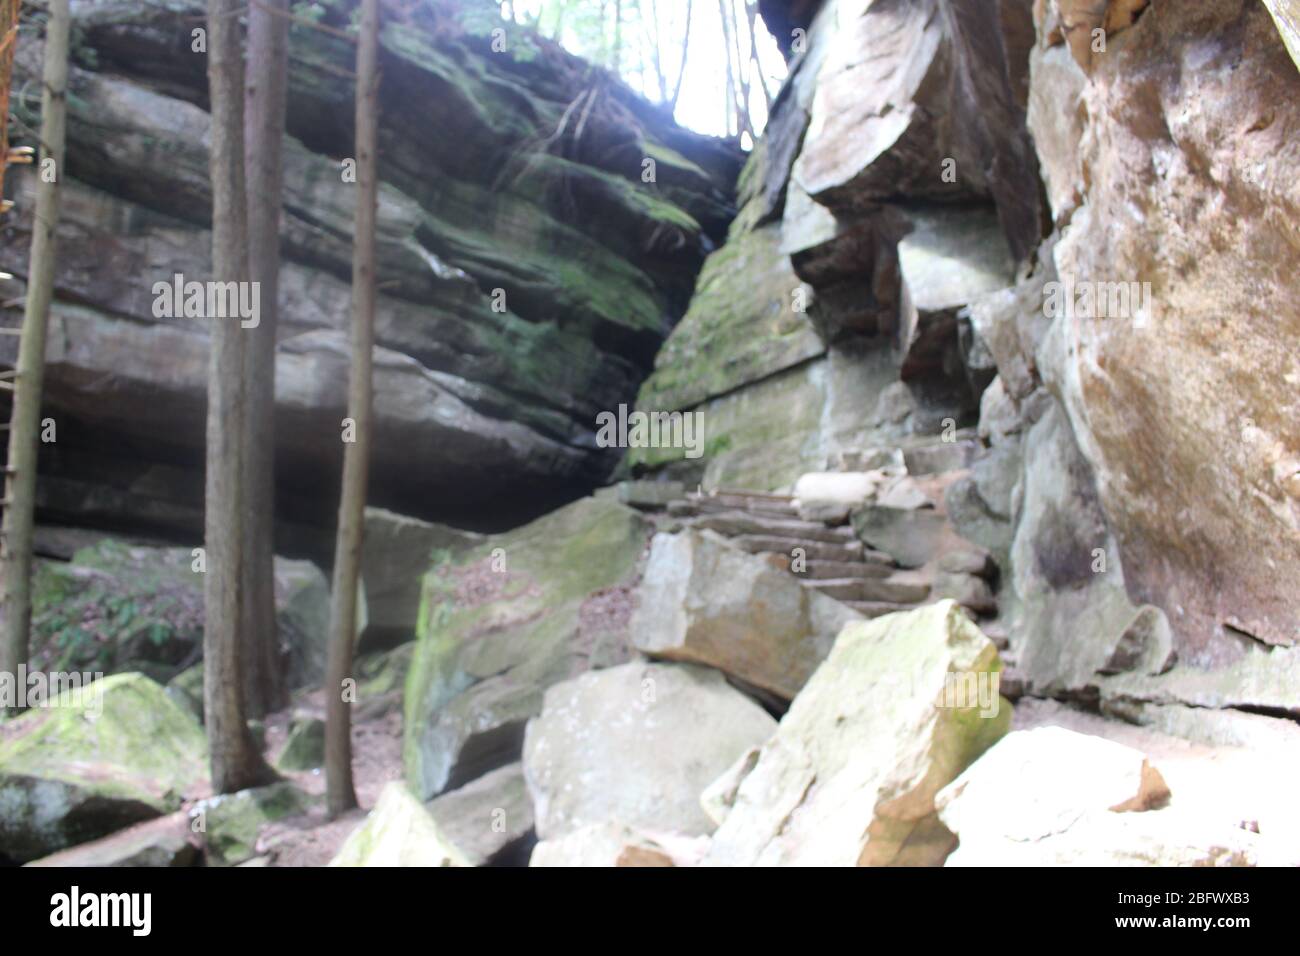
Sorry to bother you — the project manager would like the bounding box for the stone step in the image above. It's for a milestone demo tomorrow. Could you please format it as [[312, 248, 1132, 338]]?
[[730, 535, 863, 563], [842, 600, 918, 619], [804, 576, 932, 604], [690, 510, 856, 544], [685, 492, 800, 518], [794, 559, 894, 581]]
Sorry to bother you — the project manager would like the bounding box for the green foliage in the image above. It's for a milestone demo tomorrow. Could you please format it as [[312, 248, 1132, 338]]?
[[30, 541, 204, 680]]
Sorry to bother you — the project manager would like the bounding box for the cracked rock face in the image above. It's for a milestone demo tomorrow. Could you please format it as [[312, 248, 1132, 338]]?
[[1028, 0, 1300, 660], [1, 0, 740, 539]]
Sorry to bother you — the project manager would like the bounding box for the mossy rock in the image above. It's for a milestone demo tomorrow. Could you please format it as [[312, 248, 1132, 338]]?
[[404, 496, 651, 799], [192, 782, 313, 867], [0, 672, 208, 863], [634, 224, 823, 415], [329, 782, 470, 867], [277, 716, 326, 772]]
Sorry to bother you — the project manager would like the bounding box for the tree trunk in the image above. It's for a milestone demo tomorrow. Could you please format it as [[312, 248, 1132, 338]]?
[[669, 0, 693, 113], [0, 0, 68, 704], [204, 0, 277, 793], [717, 0, 736, 135], [240, 0, 291, 721], [746, 0, 772, 114], [0, 0, 21, 212], [324, 0, 381, 819], [612, 0, 623, 74]]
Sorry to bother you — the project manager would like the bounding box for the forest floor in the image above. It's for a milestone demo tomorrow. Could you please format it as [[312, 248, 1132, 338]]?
[[253, 688, 405, 867]]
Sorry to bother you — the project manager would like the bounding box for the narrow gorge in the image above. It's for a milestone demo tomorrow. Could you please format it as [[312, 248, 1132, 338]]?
[[0, 0, 1297, 873]]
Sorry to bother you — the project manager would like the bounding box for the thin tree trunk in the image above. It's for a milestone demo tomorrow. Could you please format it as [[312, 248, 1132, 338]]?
[[0, 0, 68, 703], [240, 0, 290, 720], [717, 0, 736, 135], [668, 0, 692, 113], [643, 0, 666, 102], [723, 0, 753, 139], [204, 0, 277, 793], [612, 0, 622, 74], [746, 0, 772, 114], [325, 0, 380, 819]]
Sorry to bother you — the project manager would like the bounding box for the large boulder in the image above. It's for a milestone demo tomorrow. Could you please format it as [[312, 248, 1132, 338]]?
[[427, 763, 535, 867], [404, 496, 651, 799], [191, 783, 314, 867], [522, 661, 777, 839], [704, 601, 1010, 866], [936, 727, 1258, 866], [631, 529, 861, 698], [0, 673, 207, 863], [24, 811, 199, 868], [331, 783, 471, 868], [360, 508, 481, 652]]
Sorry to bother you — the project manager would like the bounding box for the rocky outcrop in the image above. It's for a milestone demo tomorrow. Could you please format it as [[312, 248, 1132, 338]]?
[[704, 601, 1009, 866], [630, 0, 1032, 493], [403, 496, 651, 799], [948, 0, 1300, 721], [0, 673, 208, 863], [1, 0, 740, 543], [522, 660, 776, 839]]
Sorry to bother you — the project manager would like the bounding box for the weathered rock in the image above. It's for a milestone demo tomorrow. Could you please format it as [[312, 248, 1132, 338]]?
[[330, 783, 470, 868], [792, 471, 881, 523], [793, 0, 1041, 259], [705, 601, 1009, 866], [404, 497, 651, 799], [1026, 0, 1300, 661], [700, 746, 761, 828], [3, 0, 740, 540], [193, 783, 313, 867], [277, 715, 326, 772], [935, 727, 1261, 866], [360, 508, 481, 653], [530, 821, 709, 867], [24, 811, 199, 867], [0, 673, 207, 863], [851, 504, 951, 569], [631, 530, 862, 699], [427, 763, 535, 867], [522, 661, 777, 840]]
